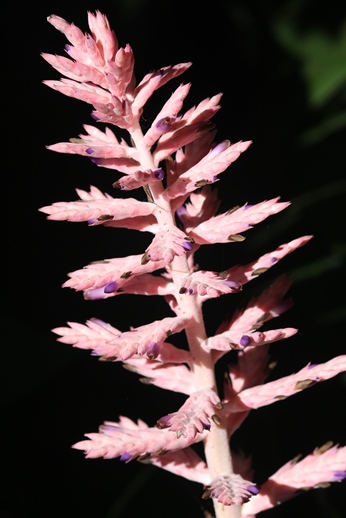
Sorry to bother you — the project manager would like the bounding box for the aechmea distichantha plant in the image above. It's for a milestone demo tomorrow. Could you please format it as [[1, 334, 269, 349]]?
[[40, 11, 346, 518]]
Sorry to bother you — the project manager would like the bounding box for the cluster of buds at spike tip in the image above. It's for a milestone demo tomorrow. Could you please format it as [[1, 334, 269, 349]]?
[[40, 11, 346, 518]]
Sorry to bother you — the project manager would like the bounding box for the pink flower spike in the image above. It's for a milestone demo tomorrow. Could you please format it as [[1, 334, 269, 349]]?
[[179, 270, 242, 298], [124, 359, 194, 394], [202, 474, 259, 506]]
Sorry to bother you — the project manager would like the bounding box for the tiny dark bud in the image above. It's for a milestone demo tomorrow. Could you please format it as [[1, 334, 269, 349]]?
[[97, 214, 113, 221], [315, 441, 333, 455], [228, 234, 246, 242], [290, 454, 302, 464], [211, 414, 221, 425], [215, 402, 223, 410], [294, 379, 318, 390], [85, 148, 95, 155], [179, 287, 187, 294], [274, 395, 288, 400], [194, 179, 209, 187], [121, 271, 132, 279], [316, 482, 331, 489], [251, 267, 269, 276], [139, 377, 153, 384], [98, 355, 117, 362], [141, 252, 150, 265], [137, 453, 151, 462], [112, 181, 122, 189], [268, 360, 278, 370], [226, 205, 240, 215], [166, 330, 172, 337]]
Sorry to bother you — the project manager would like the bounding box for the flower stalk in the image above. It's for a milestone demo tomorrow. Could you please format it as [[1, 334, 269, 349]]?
[[40, 11, 346, 517]]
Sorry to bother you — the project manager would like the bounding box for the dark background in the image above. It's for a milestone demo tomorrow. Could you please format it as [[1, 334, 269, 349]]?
[[2, 0, 346, 517]]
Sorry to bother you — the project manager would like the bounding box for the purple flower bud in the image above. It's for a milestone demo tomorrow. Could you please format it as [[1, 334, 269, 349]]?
[[209, 140, 230, 159], [333, 470, 346, 481], [154, 168, 165, 180], [65, 44, 71, 51], [156, 116, 173, 132], [182, 241, 193, 251], [176, 206, 187, 218], [120, 452, 132, 462], [247, 485, 260, 495], [104, 281, 118, 293], [240, 335, 251, 347], [203, 422, 211, 431], [85, 148, 95, 155], [90, 112, 100, 121], [270, 256, 278, 263], [146, 342, 160, 360], [188, 288, 194, 295], [308, 363, 318, 369], [89, 157, 101, 165], [222, 280, 242, 292]]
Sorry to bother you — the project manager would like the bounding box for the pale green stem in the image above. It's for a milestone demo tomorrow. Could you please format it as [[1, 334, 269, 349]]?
[[130, 122, 241, 518]]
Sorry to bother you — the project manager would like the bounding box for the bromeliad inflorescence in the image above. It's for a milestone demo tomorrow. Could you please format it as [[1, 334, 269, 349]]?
[[40, 11, 346, 518]]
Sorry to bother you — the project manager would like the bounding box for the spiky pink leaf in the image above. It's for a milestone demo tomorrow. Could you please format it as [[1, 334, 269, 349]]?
[[73, 417, 208, 460], [163, 140, 251, 200], [124, 359, 194, 394], [143, 83, 192, 148], [241, 444, 346, 517], [141, 226, 194, 265], [62, 254, 165, 293], [43, 78, 111, 105], [190, 198, 290, 244], [39, 189, 155, 223], [206, 327, 297, 352], [226, 235, 313, 285], [132, 63, 192, 111], [53, 317, 189, 363], [202, 474, 259, 506], [55, 317, 187, 361], [175, 186, 220, 232], [47, 139, 138, 160], [156, 389, 222, 438], [225, 355, 346, 413]]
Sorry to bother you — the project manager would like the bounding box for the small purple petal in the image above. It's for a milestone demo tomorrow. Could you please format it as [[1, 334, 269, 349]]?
[[182, 241, 193, 251], [120, 452, 132, 462], [270, 256, 278, 263], [154, 168, 165, 180], [202, 422, 211, 431], [244, 204, 254, 210], [65, 44, 71, 51], [222, 280, 242, 292], [146, 342, 160, 360], [104, 281, 118, 293], [247, 485, 260, 495], [333, 470, 346, 481], [188, 288, 194, 295], [156, 116, 173, 132], [176, 206, 187, 217], [209, 140, 230, 159], [308, 363, 318, 369], [90, 112, 100, 121], [85, 148, 95, 155], [89, 157, 102, 165], [240, 335, 251, 347]]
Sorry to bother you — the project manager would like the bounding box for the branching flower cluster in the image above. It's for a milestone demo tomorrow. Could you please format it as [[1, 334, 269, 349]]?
[[40, 12, 346, 517]]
